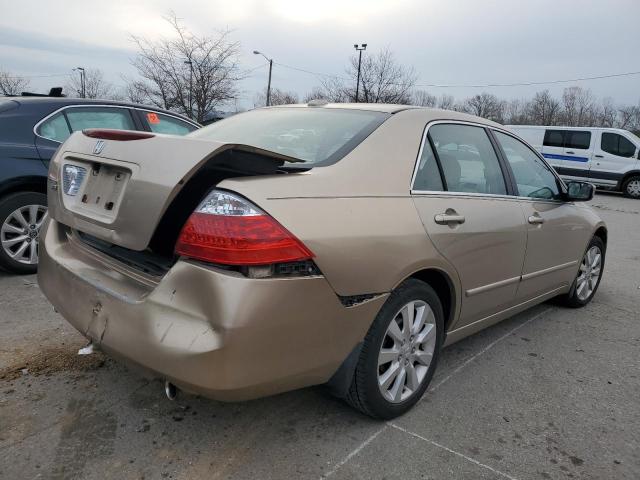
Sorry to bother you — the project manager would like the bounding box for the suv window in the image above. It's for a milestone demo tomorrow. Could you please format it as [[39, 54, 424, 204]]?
[[565, 131, 591, 150], [39, 112, 71, 142], [65, 107, 135, 133], [495, 131, 561, 200], [413, 138, 444, 191], [428, 124, 507, 195], [601, 132, 636, 158], [543, 130, 565, 148], [144, 111, 197, 135]]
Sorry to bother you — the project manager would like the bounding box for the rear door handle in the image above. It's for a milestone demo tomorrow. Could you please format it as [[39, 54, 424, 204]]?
[[434, 213, 466, 225], [528, 214, 544, 225]]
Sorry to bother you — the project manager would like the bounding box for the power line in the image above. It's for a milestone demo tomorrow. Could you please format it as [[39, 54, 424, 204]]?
[[273, 62, 640, 88]]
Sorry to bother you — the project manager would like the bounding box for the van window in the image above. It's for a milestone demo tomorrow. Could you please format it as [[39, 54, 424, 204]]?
[[565, 131, 591, 150], [543, 130, 565, 148], [601, 133, 636, 158]]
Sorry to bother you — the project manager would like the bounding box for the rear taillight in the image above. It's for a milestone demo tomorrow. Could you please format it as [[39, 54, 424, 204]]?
[[175, 190, 313, 266], [83, 129, 155, 141]]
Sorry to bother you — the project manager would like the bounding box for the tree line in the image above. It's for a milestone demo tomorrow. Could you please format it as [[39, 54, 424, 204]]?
[[1, 13, 639, 133]]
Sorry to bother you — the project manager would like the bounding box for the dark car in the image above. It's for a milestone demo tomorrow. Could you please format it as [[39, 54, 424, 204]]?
[[0, 97, 199, 274]]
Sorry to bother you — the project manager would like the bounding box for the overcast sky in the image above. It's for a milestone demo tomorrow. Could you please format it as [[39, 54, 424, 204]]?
[[1, 0, 639, 109]]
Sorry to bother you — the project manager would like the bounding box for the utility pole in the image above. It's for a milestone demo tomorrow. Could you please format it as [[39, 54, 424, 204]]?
[[253, 50, 273, 107], [353, 44, 367, 103], [184, 60, 194, 119]]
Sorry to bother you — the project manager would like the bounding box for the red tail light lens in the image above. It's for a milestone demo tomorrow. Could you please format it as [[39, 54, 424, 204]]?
[[175, 190, 313, 265]]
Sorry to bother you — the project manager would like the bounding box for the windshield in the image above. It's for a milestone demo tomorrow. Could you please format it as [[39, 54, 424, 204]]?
[[189, 107, 389, 165]]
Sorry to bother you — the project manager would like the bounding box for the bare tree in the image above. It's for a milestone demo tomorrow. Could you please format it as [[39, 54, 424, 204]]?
[[412, 90, 437, 107], [303, 87, 328, 103], [253, 87, 299, 107], [598, 97, 618, 128], [561, 86, 596, 126], [504, 99, 530, 125], [0, 70, 30, 95], [65, 68, 113, 99], [461, 92, 505, 122], [128, 12, 243, 122], [315, 48, 416, 104], [617, 105, 639, 130], [528, 90, 561, 125], [437, 94, 456, 111]]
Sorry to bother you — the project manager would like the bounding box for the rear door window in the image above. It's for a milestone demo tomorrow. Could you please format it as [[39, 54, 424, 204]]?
[[65, 107, 135, 133], [601, 132, 636, 158], [565, 131, 591, 150], [428, 124, 507, 195], [143, 111, 197, 135], [413, 138, 444, 191], [543, 130, 565, 148]]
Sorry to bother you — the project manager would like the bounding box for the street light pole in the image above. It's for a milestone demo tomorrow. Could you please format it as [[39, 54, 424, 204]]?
[[353, 44, 367, 103], [184, 60, 194, 119], [74, 67, 86, 98], [253, 50, 273, 107]]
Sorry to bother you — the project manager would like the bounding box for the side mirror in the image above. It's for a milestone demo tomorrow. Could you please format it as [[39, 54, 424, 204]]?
[[565, 181, 594, 202]]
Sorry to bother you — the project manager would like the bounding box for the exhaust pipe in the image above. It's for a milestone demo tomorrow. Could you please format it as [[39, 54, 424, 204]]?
[[164, 380, 178, 401]]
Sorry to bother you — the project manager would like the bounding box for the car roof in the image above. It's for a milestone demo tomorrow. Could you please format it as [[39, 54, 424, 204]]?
[[267, 103, 504, 127], [5, 96, 198, 125]]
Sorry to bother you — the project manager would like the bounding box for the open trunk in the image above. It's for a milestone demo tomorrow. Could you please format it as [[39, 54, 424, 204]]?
[[47, 130, 306, 273]]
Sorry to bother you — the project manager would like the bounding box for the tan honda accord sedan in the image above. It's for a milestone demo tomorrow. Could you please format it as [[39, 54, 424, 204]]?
[[38, 104, 606, 419]]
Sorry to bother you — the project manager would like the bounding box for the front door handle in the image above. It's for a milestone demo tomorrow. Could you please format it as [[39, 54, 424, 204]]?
[[434, 213, 466, 225], [566, 151, 575, 154], [594, 154, 604, 158], [528, 214, 544, 225]]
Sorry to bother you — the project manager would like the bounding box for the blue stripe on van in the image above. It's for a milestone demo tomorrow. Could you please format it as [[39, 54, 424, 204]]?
[[543, 153, 590, 163]]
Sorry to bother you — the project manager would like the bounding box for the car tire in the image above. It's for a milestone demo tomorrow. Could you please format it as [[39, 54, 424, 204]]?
[[345, 279, 444, 419], [0, 192, 48, 275], [622, 175, 640, 199], [557, 236, 605, 308]]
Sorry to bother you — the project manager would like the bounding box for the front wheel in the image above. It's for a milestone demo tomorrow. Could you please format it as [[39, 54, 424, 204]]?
[[0, 192, 48, 274], [345, 279, 444, 419], [622, 175, 640, 199], [558, 236, 605, 308]]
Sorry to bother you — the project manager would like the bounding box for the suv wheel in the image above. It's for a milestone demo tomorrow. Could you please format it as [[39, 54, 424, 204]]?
[[345, 279, 444, 419], [622, 175, 640, 199], [0, 192, 48, 274]]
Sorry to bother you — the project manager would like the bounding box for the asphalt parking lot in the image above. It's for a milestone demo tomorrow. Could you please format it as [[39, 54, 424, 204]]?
[[0, 192, 638, 480]]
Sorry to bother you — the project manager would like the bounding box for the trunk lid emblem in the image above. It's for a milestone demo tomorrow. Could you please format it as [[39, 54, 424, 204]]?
[[93, 140, 106, 155]]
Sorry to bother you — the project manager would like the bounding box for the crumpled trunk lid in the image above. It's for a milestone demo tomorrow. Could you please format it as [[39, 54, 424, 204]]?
[[47, 130, 298, 251]]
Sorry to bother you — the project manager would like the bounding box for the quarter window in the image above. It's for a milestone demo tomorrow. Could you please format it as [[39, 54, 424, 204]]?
[[38, 113, 71, 143], [144, 112, 197, 135], [565, 131, 591, 150], [494, 131, 561, 200], [601, 132, 636, 158], [428, 124, 507, 195], [413, 138, 444, 191]]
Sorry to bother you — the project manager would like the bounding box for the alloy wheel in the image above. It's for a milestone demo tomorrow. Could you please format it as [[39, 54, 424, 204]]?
[[0, 205, 48, 265], [377, 300, 437, 403], [576, 245, 602, 301]]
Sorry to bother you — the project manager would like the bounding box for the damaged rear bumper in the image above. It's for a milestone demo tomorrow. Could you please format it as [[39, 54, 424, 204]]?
[[38, 219, 387, 401]]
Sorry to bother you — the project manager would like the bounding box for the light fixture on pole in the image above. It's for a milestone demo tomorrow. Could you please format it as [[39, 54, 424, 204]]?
[[253, 50, 273, 107], [353, 44, 367, 103], [184, 60, 194, 119], [73, 67, 86, 98]]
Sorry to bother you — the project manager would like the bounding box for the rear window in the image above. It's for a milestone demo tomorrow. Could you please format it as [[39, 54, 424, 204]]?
[[189, 108, 389, 165], [145, 112, 197, 135]]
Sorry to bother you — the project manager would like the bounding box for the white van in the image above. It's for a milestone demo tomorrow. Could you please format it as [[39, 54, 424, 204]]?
[[506, 125, 640, 198]]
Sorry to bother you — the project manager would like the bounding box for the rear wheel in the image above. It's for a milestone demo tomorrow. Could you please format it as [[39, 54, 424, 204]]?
[[622, 175, 640, 199], [557, 236, 605, 308], [0, 192, 48, 274], [345, 279, 444, 419]]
